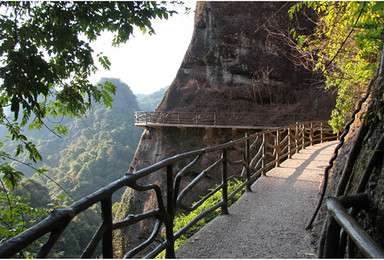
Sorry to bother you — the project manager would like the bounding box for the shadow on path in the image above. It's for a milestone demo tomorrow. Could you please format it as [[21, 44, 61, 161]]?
[[176, 141, 338, 259]]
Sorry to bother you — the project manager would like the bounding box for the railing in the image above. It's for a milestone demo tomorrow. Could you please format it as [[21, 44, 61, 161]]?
[[325, 194, 384, 258], [0, 121, 337, 258], [135, 111, 318, 128]]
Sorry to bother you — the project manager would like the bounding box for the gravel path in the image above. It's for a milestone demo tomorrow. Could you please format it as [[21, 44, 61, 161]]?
[[176, 141, 338, 258]]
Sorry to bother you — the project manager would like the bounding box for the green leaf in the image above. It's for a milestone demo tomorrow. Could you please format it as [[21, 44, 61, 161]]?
[[372, 2, 384, 11], [58, 194, 68, 200]]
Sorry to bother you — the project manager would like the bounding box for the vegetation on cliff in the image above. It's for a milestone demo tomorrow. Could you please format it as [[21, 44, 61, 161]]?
[[290, 1, 384, 255], [290, 1, 384, 131]]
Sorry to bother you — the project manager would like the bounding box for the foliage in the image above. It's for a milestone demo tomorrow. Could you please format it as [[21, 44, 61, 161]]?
[[156, 179, 245, 258], [12, 178, 52, 208], [0, 191, 48, 258], [33, 78, 142, 200], [0, 0, 178, 255], [0, 77, 167, 257], [137, 87, 168, 111], [289, 1, 384, 131], [0, 0, 177, 188]]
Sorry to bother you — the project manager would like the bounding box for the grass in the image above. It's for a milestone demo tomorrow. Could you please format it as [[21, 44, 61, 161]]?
[[156, 178, 245, 258]]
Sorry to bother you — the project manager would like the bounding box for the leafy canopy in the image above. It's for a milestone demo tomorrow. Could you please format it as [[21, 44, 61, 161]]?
[[0, 0, 177, 188], [289, 1, 384, 131], [0, 0, 179, 250]]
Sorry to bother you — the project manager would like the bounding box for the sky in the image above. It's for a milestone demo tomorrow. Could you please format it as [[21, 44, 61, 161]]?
[[89, 1, 197, 95]]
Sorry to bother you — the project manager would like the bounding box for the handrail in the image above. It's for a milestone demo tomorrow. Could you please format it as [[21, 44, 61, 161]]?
[[134, 111, 318, 128], [0, 121, 337, 258], [325, 194, 384, 258]]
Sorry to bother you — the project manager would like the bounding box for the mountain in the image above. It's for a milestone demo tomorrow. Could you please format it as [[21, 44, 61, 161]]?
[[137, 87, 168, 111], [2, 78, 142, 202]]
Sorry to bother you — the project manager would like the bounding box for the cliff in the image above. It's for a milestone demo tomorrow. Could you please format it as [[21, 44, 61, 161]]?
[[310, 72, 384, 256], [113, 2, 336, 257], [158, 1, 333, 116]]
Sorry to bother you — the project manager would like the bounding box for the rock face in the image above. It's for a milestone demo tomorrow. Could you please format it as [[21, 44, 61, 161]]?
[[158, 1, 333, 117], [310, 78, 384, 256], [113, 2, 336, 257]]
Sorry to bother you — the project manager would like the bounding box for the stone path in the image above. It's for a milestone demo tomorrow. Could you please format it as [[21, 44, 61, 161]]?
[[176, 141, 338, 258]]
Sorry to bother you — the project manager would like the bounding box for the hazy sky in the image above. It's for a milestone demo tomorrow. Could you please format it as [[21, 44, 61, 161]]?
[[89, 1, 197, 94]]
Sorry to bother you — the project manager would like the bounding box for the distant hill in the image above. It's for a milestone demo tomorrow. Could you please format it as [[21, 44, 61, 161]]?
[[32, 78, 142, 199], [1, 78, 168, 257], [137, 86, 168, 111], [1, 78, 141, 198]]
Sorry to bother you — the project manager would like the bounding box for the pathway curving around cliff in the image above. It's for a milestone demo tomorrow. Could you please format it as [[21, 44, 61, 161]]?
[[176, 141, 338, 258]]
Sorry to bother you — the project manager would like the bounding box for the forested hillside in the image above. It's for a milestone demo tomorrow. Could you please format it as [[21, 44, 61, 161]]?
[[35, 78, 142, 201], [2, 78, 141, 201], [1, 77, 167, 257], [137, 87, 168, 111]]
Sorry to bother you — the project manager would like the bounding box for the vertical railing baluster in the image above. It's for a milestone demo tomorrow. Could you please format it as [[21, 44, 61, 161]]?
[[288, 127, 292, 158], [245, 133, 252, 192], [165, 164, 176, 258], [262, 133, 266, 176], [221, 148, 229, 215], [214, 113, 216, 126], [321, 121, 324, 143], [296, 122, 300, 153], [310, 122, 314, 146], [276, 130, 280, 167], [101, 197, 113, 258], [301, 123, 305, 150]]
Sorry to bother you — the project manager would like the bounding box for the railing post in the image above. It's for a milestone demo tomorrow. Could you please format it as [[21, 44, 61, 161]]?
[[214, 113, 216, 126], [177, 113, 180, 126], [262, 133, 266, 176], [296, 122, 300, 153], [288, 126, 292, 158], [221, 148, 229, 215], [321, 121, 324, 143], [245, 133, 252, 192], [301, 123, 305, 150], [310, 122, 314, 146], [101, 197, 113, 258], [165, 164, 176, 258], [195, 113, 198, 126], [276, 130, 280, 167]]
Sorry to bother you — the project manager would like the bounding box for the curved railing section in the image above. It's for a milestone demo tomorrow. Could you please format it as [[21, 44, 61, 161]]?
[[325, 194, 384, 258], [0, 121, 337, 258], [135, 111, 318, 128]]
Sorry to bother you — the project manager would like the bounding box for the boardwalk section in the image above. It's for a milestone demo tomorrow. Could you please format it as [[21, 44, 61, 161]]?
[[134, 111, 315, 129], [176, 141, 338, 258]]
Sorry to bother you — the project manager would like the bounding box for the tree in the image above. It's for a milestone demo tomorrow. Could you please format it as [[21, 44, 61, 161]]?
[[0, 0, 179, 245], [289, 2, 384, 131]]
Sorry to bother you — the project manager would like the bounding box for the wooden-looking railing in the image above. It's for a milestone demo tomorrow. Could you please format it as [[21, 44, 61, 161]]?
[[325, 194, 384, 258], [0, 121, 337, 258], [135, 111, 317, 128]]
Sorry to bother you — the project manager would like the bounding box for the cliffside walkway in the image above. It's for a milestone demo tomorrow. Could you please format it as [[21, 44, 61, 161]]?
[[0, 121, 338, 258], [176, 141, 338, 258], [135, 111, 316, 130]]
